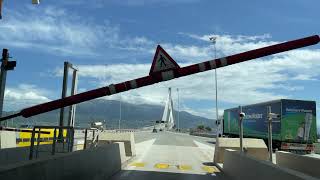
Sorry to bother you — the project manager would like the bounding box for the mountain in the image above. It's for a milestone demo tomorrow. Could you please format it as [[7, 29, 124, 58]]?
[[5, 99, 215, 130]]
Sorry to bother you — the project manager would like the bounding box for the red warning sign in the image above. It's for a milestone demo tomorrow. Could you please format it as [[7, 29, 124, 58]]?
[[149, 45, 180, 75]]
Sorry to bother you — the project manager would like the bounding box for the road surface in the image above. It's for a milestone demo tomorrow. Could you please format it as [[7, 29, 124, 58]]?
[[110, 131, 229, 180]]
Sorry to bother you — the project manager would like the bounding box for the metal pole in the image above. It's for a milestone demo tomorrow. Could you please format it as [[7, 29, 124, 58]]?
[[210, 36, 219, 141], [68, 69, 77, 127], [214, 42, 219, 126], [92, 130, 95, 147], [35, 128, 41, 159], [177, 88, 180, 131], [52, 128, 57, 155], [59, 62, 69, 140], [66, 69, 76, 151], [267, 106, 273, 162], [169, 87, 174, 130], [119, 95, 121, 130], [0, 49, 8, 126], [29, 127, 36, 160], [239, 106, 244, 153], [83, 129, 88, 150], [69, 128, 75, 152]]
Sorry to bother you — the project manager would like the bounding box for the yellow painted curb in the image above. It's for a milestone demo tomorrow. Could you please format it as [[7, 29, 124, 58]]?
[[177, 165, 192, 170], [202, 166, 220, 173], [155, 163, 170, 169], [130, 162, 145, 167]]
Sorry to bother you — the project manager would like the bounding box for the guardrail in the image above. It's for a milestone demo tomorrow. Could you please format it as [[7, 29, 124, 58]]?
[[29, 126, 100, 160], [83, 128, 101, 149], [104, 129, 137, 133]]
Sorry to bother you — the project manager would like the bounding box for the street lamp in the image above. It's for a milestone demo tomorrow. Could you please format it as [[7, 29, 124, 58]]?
[[119, 95, 121, 130], [209, 36, 219, 127], [176, 88, 180, 131]]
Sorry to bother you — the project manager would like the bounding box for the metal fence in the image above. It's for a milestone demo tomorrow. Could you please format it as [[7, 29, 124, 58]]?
[[28, 126, 100, 160]]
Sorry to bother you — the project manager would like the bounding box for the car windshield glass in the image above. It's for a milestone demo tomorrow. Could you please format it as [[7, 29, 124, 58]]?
[[0, 1, 319, 180]]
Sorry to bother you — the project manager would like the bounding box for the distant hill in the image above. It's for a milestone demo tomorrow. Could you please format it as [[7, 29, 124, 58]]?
[[5, 99, 215, 130]]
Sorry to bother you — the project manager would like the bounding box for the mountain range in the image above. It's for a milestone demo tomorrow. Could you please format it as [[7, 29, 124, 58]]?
[[6, 99, 215, 130]]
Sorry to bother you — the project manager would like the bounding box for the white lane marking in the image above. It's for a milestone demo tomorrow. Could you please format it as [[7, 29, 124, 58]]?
[[135, 138, 156, 147], [194, 140, 213, 149], [126, 138, 156, 170], [165, 131, 192, 137], [193, 140, 215, 160], [135, 138, 156, 156]]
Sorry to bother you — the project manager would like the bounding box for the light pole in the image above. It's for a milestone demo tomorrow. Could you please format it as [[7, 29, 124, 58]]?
[[209, 36, 219, 128], [267, 106, 272, 162], [177, 88, 180, 131], [119, 95, 121, 130]]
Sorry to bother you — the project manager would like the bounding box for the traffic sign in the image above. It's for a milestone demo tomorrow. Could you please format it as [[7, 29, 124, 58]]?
[[149, 45, 180, 75]]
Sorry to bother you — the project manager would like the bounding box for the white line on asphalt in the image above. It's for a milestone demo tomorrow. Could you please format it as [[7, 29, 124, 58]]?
[[193, 140, 214, 149], [193, 140, 215, 161], [126, 138, 156, 170]]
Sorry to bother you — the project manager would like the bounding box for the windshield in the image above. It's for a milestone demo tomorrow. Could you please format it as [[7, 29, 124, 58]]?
[[0, 1, 319, 180]]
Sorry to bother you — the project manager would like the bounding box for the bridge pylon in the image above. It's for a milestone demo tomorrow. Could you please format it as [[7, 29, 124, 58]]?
[[161, 87, 175, 130]]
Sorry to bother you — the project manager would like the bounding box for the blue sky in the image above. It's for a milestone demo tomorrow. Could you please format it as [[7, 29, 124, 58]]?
[[0, 0, 320, 129]]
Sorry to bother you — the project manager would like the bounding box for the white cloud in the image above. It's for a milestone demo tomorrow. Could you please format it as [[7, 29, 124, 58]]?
[[3, 5, 319, 120], [176, 33, 277, 60], [181, 106, 224, 119], [54, 64, 150, 83], [182, 33, 272, 42], [59, 33, 320, 118], [0, 6, 153, 57], [144, 33, 277, 63], [116, 0, 200, 6], [4, 84, 51, 111], [292, 74, 317, 81], [62, 0, 200, 7], [161, 44, 212, 61]]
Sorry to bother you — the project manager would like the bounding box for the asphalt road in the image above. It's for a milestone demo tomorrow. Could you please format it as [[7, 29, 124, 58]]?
[[134, 131, 216, 146], [110, 131, 229, 180]]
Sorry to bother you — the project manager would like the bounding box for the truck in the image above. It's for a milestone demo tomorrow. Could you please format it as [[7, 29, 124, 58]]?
[[216, 99, 317, 153], [90, 121, 105, 130]]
